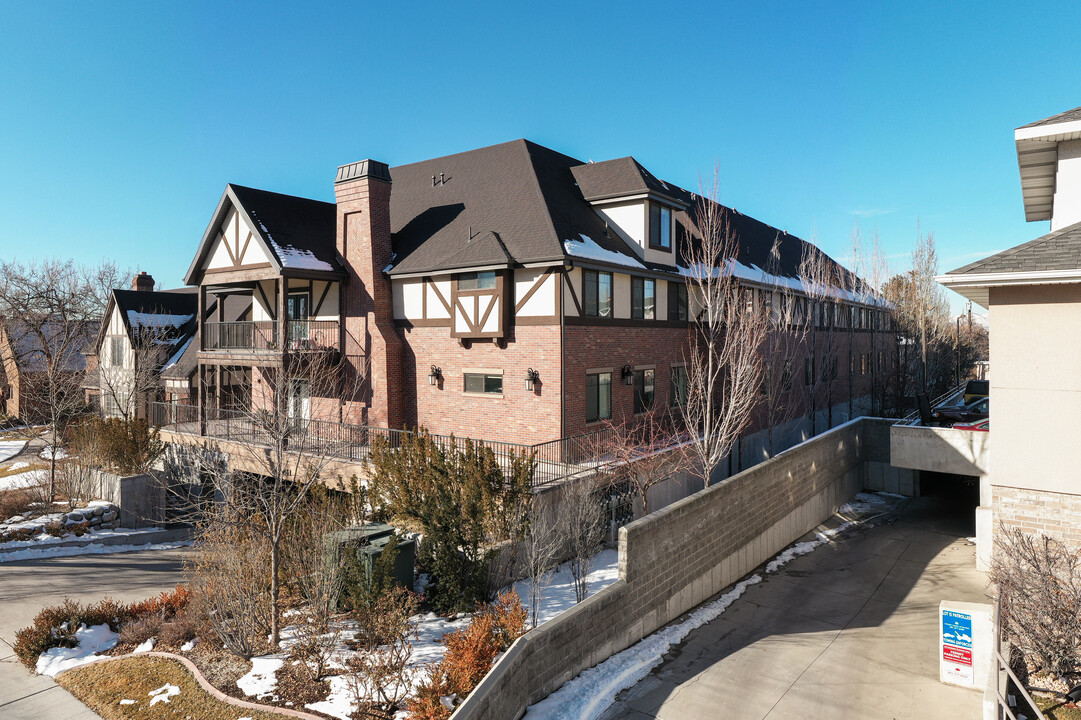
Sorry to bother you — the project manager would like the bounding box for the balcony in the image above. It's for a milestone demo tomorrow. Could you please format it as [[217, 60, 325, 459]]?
[[202, 320, 340, 356], [151, 402, 614, 488]]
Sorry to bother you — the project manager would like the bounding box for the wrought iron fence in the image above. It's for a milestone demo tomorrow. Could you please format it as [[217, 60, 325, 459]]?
[[286, 320, 340, 353], [203, 321, 278, 351], [149, 401, 607, 487]]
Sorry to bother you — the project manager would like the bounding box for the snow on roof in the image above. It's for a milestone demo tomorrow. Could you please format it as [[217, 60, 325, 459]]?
[[248, 206, 337, 273], [564, 234, 645, 269], [679, 259, 889, 307], [126, 311, 194, 330], [162, 335, 193, 371]]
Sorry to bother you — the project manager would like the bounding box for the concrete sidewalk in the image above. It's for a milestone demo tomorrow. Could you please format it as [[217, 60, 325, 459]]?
[[601, 493, 990, 720], [0, 546, 190, 719]]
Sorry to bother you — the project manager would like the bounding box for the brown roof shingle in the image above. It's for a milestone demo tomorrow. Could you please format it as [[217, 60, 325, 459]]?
[[948, 221, 1081, 275]]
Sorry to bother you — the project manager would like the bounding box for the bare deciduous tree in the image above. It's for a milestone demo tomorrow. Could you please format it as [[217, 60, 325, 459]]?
[[523, 499, 561, 628], [799, 242, 845, 433], [760, 236, 812, 457], [98, 325, 177, 421], [847, 227, 892, 417], [560, 477, 605, 603], [679, 172, 769, 485], [0, 259, 127, 499]]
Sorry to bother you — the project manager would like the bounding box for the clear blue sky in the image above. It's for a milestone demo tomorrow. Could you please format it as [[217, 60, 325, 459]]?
[[2, 1, 1078, 312]]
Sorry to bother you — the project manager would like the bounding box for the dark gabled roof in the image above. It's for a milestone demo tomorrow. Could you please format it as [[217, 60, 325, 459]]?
[[112, 289, 198, 333], [1019, 105, 1081, 129], [948, 220, 1081, 275], [184, 185, 341, 285], [160, 335, 197, 380], [1, 320, 96, 373], [571, 157, 686, 206], [388, 140, 639, 275], [228, 184, 341, 273]]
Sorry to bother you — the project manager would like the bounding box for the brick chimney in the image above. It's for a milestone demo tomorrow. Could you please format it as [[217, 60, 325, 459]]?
[[335, 159, 404, 428], [132, 271, 154, 292]]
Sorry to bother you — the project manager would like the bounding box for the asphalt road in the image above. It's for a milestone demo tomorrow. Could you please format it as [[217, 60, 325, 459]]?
[[0, 547, 191, 719]]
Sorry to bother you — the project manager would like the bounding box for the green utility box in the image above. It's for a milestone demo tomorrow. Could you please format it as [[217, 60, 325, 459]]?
[[333, 523, 415, 598]]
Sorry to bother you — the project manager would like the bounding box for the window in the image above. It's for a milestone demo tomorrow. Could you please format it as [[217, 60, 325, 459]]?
[[670, 365, 687, 407], [110, 337, 123, 366], [649, 203, 672, 250], [464, 372, 503, 395], [458, 271, 497, 290], [668, 281, 687, 321], [632, 278, 655, 320], [585, 372, 612, 422], [633, 368, 655, 413], [583, 269, 613, 318]]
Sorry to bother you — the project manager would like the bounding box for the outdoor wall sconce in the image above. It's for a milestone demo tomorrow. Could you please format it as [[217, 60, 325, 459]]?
[[525, 368, 540, 391], [428, 365, 442, 386], [621, 365, 634, 386]]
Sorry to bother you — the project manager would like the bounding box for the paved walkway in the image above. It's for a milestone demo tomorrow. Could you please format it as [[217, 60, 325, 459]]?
[[0, 547, 190, 719], [601, 492, 990, 720]]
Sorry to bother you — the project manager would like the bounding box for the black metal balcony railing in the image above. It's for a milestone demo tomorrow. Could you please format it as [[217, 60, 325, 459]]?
[[150, 402, 616, 487], [202, 320, 340, 353]]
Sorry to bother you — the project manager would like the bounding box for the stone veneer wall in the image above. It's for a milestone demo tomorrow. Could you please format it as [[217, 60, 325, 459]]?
[[451, 417, 895, 720], [993, 485, 1081, 546]]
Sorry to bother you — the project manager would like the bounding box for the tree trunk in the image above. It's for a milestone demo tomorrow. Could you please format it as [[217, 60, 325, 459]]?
[[270, 538, 280, 646]]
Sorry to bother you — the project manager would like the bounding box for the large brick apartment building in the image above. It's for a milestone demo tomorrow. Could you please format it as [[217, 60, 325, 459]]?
[[160, 139, 892, 458]]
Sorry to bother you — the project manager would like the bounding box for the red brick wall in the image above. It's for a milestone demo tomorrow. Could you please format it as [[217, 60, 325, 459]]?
[[561, 324, 692, 438], [401, 324, 563, 444]]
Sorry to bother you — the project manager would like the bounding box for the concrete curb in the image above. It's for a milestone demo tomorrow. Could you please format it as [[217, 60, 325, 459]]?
[[58, 650, 326, 720], [0, 528, 192, 555]]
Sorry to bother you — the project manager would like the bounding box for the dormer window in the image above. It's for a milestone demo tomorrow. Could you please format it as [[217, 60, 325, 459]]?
[[458, 271, 497, 290], [649, 203, 672, 251]]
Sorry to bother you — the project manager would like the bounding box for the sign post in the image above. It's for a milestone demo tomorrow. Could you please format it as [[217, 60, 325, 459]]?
[[941, 609, 974, 686]]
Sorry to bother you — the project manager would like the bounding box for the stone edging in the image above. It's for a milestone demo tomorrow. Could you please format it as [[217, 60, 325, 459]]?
[[0, 528, 191, 555], [58, 650, 326, 720]]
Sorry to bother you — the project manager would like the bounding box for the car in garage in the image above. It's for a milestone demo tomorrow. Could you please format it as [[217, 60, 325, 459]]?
[[963, 379, 989, 404], [953, 418, 989, 432]]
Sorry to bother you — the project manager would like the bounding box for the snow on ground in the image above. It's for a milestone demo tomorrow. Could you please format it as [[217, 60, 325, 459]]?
[[0, 540, 192, 563], [237, 656, 286, 699], [0, 468, 44, 492], [134, 637, 156, 653], [39, 446, 67, 461], [7, 461, 30, 471], [36, 623, 119, 676], [0, 440, 27, 463], [522, 492, 901, 720], [305, 549, 623, 720], [0, 525, 169, 550], [148, 683, 181, 706]]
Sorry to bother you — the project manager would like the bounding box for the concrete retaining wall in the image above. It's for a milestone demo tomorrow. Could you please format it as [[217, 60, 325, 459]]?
[[92, 470, 165, 529], [452, 417, 896, 720]]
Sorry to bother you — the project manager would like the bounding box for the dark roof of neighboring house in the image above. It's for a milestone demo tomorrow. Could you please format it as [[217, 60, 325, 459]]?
[[111, 289, 198, 334], [1019, 105, 1081, 129], [947, 220, 1081, 275], [160, 335, 197, 380], [228, 184, 342, 273], [570, 157, 685, 205], [1, 320, 96, 373]]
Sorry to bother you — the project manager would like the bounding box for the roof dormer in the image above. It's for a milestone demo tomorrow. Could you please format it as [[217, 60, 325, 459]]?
[[571, 157, 688, 266], [1016, 105, 1081, 229]]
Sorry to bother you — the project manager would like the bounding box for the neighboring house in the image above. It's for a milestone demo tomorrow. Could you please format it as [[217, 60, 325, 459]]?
[[171, 139, 893, 475], [938, 103, 1081, 549], [93, 273, 198, 420], [0, 319, 95, 423]]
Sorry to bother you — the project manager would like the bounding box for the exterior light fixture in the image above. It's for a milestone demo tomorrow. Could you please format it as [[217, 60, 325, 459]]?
[[525, 368, 540, 391], [621, 365, 634, 386], [429, 365, 442, 386]]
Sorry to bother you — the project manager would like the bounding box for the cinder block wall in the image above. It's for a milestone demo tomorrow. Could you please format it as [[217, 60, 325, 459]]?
[[452, 417, 895, 720]]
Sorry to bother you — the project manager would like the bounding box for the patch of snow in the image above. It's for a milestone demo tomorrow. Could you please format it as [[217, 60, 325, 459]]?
[[8, 461, 29, 471], [524, 576, 761, 720], [134, 637, 156, 653], [0, 540, 192, 563], [181, 638, 198, 651], [0, 440, 27, 463], [119, 698, 136, 705], [564, 234, 645, 269], [511, 549, 619, 627], [0, 468, 45, 492], [39, 446, 68, 461], [127, 311, 193, 330], [148, 683, 181, 706], [36, 623, 118, 677], [162, 335, 193, 370], [440, 694, 458, 711], [237, 656, 284, 699], [0, 523, 168, 550]]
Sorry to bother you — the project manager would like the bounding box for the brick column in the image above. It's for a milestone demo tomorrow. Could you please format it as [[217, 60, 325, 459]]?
[[335, 160, 404, 428]]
